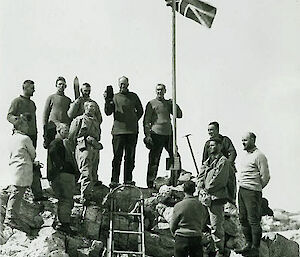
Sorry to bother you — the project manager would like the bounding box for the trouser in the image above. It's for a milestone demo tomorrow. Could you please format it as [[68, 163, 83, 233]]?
[[76, 146, 99, 201], [238, 187, 262, 248], [207, 201, 225, 253], [51, 173, 75, 224], [5, 185, 27, 221], [174, 235, 203, 257], [147, 134, 173, 187], [29, 134, 43, 199], [111, 134, 138, 184]]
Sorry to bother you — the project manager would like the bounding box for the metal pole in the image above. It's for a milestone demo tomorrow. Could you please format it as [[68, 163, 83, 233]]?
[[172, 0, 177, 159]]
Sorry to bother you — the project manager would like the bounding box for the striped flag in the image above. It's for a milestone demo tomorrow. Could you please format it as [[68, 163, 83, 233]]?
[[165, 0, 217, 28]]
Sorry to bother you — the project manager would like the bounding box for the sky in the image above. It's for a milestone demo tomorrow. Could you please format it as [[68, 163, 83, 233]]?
[[0, 0, 300, 211]]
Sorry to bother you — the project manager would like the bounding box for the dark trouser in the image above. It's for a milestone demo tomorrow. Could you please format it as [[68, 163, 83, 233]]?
[[51, 173, 75, 224], [174, 235, 203, 257], [28, 135, 43, 199], [238, 187, 262, 248], [147, 134, 173, 187], [111, 134, 138, 184]]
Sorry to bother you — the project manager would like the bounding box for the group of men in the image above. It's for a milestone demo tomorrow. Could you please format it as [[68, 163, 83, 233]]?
[[5, 76, 182, 234], [5, 77, 270, 257], [170, 122, 270, 257]]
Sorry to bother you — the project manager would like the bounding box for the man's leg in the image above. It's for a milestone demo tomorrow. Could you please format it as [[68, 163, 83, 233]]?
[[188, 236, 203, 257], [5, 185, 26, 223], [111, 135, 125, 184], [92, 150, 100, 182], [124, 134, 138, 184], [174, 235, 189, 257], [146, 134, 164, 188], [208, 202, 225, 255]]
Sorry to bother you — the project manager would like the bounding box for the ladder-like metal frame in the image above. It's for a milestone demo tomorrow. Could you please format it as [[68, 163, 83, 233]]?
[[106, 184, 146, 257]]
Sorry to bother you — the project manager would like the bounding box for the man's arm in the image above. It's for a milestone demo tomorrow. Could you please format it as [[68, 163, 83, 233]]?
[[7, 98, 19, 126], [202, 141, 209, 164], [169, 205, 179, 236], [143, 102, 153, 137], [68, 118, 81, 145], [68, 98, 82, 120], [135, 94, 144, 121], [223, 136, 237, 163], [168, 100, 183, 118], [43, 95, 52, 126], [257, 153, 270, 188], [95, 102, 103, 124]]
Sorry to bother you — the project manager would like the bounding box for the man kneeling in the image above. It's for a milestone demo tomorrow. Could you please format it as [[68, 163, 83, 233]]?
[[48, 123, 79, 234]]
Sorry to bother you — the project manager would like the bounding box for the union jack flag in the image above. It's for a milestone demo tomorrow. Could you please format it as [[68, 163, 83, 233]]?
[[165, 0, 217, 28]]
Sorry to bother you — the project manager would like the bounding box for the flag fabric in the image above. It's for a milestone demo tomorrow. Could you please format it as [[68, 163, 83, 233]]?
[[166, 0, 217, 28]]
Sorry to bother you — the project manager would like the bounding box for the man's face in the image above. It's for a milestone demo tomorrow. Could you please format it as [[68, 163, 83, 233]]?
[[60, 125, 69, 139], [209, 141, 219, 154], [119, 78, 129, 93], [208, 124, 218, 138], [84, 102, 96, 116], [23, 83, 35, 97], [56, 80, 66, 93], [242, 134, 254, 151], [81, 87, 91, 97], [156, 85, 166, 99]]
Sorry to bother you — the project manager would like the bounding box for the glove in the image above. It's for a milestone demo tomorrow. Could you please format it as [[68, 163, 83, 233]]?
[[143, 136, 154, 150]]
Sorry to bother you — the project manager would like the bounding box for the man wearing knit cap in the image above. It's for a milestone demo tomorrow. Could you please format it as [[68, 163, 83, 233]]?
[[143, 83, 182, 188], [7, 80, 47, 202], [43, 77, 72, 148], [104, 76, 143, 188], [235, 132, 270, 257], [68, 82, 102, 124]]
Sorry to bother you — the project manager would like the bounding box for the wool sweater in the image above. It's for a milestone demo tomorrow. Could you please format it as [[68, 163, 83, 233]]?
[[238, 147, 270, 192], [143, 98, 182, 136], [7, 95, 37, 136], [170, 196, 206, 237]]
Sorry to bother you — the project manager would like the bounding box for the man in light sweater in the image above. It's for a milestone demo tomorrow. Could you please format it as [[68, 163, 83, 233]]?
[[236, 132, 270, 257], [104, 76, 143, 188], [170, 180, 206, 257], [143, 84, 182, 188]]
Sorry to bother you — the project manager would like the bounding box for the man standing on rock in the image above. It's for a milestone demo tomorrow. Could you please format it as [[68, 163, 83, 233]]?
[[104, 76, 143, 188], [235, 132, 270, 257], [48, 123, 79, 234], [170, 180, 206, 257], [197, 138, 231, 257], [69, 101, 102, 205], [202, 121, 237, 204], [43, 76, 72, 148], [7, 80, 47, 202], [143, 84, 182, 189]]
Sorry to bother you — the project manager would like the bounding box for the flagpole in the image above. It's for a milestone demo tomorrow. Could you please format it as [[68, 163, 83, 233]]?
[[171, 0, 179, 185]]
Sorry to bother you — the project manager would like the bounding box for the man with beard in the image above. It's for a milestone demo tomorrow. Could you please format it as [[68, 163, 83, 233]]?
[[235, 132, 270, 257], [143, 84, 182, 188], [104, 76, 143, 188], [7, 80, 47, 202], [197, 138, 230, 257], [69, 101, 102, 205]]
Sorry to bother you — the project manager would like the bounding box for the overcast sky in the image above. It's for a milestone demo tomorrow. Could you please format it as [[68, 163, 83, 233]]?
[[1, 0, 299, 211]]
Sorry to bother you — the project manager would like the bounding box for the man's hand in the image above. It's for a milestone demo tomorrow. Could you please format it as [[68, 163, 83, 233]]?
[[143, 136, 154, 149]]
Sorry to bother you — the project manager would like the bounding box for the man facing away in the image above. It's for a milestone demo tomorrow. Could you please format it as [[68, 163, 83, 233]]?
[[202, 121, 237, 204], [47, 123, 79, 234], [235, 132, 270, 257], [4, 116, 36, 230], [170, 180, 206, 257], [7, 80, 47, 202], [69, 101, 102, 205], [43, 76, 72, 148], [143, 83, 182, 188], [68, 82, 102, 124], [197, 138, 231, 257], [104, 76, 143, 188]]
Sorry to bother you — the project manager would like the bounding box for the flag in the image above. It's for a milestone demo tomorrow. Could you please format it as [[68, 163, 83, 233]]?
[[165, 0, 217, 28]]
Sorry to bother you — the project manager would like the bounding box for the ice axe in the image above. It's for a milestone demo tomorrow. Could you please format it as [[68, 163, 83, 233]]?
[[183, 134, 199, 175]]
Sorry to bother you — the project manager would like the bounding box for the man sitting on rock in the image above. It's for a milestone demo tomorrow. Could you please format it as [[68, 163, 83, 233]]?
[[170, 180, 206, 257], [48, 123, 79, 234], [197, 138, 231, 257], [4, 115, 36, 230]]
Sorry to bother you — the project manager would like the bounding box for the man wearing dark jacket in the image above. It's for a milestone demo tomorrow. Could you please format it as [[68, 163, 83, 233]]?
[[170, 180, 206, 257], [104, 76, 143, 188], [198, 138, 230, 257], [48, 123, 79, 234]]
